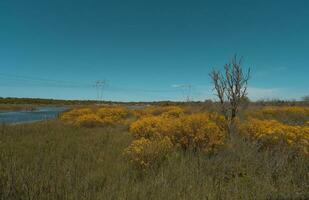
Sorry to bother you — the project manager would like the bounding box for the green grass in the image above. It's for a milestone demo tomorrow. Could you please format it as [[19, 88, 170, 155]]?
[[0, 121, 308, 199]]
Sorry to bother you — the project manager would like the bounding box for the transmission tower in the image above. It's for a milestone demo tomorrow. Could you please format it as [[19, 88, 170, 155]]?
[[182, 84, 192, 102], [94, 80, 107, 104], [174, 84, 192, 102]]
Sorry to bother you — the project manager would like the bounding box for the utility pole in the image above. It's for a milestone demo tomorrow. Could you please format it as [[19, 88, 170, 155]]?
[[94, 80, 107, 104]]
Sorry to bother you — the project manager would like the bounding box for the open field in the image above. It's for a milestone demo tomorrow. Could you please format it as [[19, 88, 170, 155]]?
[[0, 105, 309, 199]]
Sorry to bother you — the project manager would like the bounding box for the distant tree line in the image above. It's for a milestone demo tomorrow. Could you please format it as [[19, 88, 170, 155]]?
[[1, 97, 308, 107], [0, 97, 105, 105], [254, 98, 309, 106], [0, 97, 203, 106]]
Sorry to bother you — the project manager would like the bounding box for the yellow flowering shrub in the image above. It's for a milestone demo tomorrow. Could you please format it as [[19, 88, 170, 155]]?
[[208, 112, 228, 132], [175, 113, 226, 153], [129, 116, 176, 139], [75, 113, 103, 128], [240, 118, 309, 155], [133, 106, 187, 118], [60, 108, 94, 122], [247, 106, 309, 125], [126, 112, 227, 169], [147, 106, 185, 115], [124, 137, 173, 169], [160, 106, 186, 118], [97, 106, 130, 125], [129, 113, 227, 153], [60, 106, 132, 127]]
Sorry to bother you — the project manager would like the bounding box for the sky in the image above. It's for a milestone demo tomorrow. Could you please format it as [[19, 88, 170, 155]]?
[[0, 0, 308, 101]]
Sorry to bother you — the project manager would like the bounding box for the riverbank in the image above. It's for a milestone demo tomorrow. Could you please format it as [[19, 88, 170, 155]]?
[[0, 104, 37, 112]]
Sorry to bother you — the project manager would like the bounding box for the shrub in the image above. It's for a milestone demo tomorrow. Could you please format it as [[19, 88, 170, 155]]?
[[129, 116, 177, 139], [60, 106, 131, 127], [160, 106, 186, 118], [175, 113, 226, 153], [75, 113, 103, 128], [60, 108, 93, 122], [124, 137, 173, 169], [240, 118, 309, 155], [97, 106, 130, 125], [133, 106, 187, 118], [129, 113, 227, 154], [246, 106, 309, 125]]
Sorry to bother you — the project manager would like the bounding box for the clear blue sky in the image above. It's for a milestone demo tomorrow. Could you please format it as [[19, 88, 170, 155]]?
[[0, 0, 308, 101]]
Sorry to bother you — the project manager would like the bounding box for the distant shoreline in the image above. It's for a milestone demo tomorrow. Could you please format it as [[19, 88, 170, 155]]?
[[0, 104, 37, 112]]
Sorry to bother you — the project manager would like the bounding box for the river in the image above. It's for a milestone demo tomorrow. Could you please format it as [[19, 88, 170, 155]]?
[[0, 107, 68, 124]]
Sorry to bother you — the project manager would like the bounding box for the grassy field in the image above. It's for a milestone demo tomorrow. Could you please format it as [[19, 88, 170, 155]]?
[[0, 116, 308, 199]]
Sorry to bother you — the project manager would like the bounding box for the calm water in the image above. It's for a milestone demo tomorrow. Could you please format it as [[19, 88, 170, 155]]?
[[0, 107, 68, 124]]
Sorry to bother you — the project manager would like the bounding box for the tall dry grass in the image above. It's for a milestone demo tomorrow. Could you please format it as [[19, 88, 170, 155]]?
[[0, 120, 308, 199]]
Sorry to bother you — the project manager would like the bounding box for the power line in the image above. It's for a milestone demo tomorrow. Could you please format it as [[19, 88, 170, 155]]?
[[94, 80, 107, 103], [0, 81, 92, 89], [0, 72, 200, 98], [0, 72, 93, 87], [0, 73, 176, 92], [173, 84, 193, 102], [107, 86, 179, 93]]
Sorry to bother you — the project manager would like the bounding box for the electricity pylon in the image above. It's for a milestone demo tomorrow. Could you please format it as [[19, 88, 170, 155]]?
[[94, 80, 107, 104], [173, 84, 192, 102], [182, 84, 192, 102]]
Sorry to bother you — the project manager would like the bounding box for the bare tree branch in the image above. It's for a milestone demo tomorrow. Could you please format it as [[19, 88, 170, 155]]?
[[209, 55, 251, 139]]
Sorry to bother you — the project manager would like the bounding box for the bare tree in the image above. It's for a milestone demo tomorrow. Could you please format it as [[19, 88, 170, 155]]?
[[210, 55, 250, 138]]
